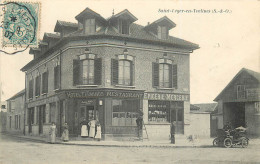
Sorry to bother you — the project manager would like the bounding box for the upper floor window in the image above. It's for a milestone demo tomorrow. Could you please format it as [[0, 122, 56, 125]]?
[[35, 71, 41, 97], [28, 75, 34, 99], [119, 19, 129, 35], [158, 26, 168, 39], [54, 61, 60, 90], [111, 53, 134, 86], [153, 58, 177, 89], [237, 85, 246, 99], [42, 70, 48, 94], [84, 19, 96, 34], [73, 53, 102, 86]]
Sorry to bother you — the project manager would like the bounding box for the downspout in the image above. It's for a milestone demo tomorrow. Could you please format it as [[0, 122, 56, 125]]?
[[23, 73, 27, 135]]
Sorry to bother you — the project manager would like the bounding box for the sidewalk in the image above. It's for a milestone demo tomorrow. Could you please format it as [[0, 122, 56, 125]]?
[[2, 132, 260, 148]]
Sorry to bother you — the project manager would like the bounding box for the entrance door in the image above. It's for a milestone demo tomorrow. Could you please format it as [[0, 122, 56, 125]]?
[[170, 108, 184, 134], [39, 107, 43, 134], [80, 105, 96, 121], [28, 108, 33, 133]]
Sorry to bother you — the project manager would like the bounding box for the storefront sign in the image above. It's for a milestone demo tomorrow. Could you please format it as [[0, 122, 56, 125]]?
[[65, 90, 143, 99], [144, 92, 189, 101], [27, 96, 58, 108]]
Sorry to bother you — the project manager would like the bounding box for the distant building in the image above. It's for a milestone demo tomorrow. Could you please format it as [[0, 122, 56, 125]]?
[[214, 68, 260, 137], [0, 101, 7, 132], [21, 8, 199, 140], [6, 90, 25, 134], [190, 103, 217, 138]]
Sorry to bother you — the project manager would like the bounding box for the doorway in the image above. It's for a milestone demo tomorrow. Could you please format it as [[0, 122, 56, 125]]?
[[224, 102, 245, 128], [170, 102, 184, 134], [80, 105, 97, 121]]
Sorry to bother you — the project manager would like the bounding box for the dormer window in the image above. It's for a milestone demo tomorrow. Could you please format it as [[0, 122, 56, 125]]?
[[158, 26, 168, 39], [119, 19, 129, 35], [84, 19, 96, 34]]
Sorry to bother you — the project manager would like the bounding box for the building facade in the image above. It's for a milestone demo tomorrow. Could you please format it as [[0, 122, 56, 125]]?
[[214, 68, 260, 137], [21, 8, 199, 140], [6, 90, 25, 134]]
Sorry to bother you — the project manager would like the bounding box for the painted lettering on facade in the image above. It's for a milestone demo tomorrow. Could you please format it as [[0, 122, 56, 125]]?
[[66, 91, 105, 98], [144, 93, 189, 101], [106, 91, 143, 98]]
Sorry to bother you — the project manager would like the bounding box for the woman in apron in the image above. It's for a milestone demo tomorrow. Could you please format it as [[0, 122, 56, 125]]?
[[80, 118, 88, 138], [95, 122, 101, 141], [49, 122, 57, 144], [61, 122, 69, 142], [88, 119, 96, 138]]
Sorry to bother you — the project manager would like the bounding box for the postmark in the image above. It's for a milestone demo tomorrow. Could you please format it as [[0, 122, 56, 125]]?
[[0, 1, 40, 54]]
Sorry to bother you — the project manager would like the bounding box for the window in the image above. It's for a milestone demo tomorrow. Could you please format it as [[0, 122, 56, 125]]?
[[9, 116, 12, 128], [112, 99, 139, 126], [15, 115, 18, 129], [54, 65, 60, 90], [73, 54, 102, 85], [35, 72, 41, 97], [42, 71, 48, 94], [18, 115, 21, 129], [50, 103, 56, 123], [29, 78, 34, 99], [152, 58, 177, 89], [237, 85, 246, 99], [119, 19, 129, 35], [84, 19, 96, 34], [148, 101, 170, 123], [158, 26, 168, 39], [111, 54, 134, 86], [10, 100, 15, 112]]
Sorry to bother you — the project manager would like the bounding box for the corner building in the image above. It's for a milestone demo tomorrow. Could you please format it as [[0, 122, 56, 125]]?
[[22, 8, 199, 140]]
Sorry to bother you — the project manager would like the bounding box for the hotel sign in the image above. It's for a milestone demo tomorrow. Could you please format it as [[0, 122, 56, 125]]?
[[65, 90, 143, 99], [144, 92, 189, 101]]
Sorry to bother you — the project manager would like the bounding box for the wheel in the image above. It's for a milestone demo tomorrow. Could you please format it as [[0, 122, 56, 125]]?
[[224, 138, 232, 148], [241, 138, 248, 148], [213, 138, 219, 147]]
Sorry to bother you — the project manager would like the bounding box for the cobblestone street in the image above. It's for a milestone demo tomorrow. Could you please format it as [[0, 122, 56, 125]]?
[[0, 135, 259, 164]]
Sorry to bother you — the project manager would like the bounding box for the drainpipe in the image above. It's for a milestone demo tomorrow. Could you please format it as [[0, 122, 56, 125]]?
[[23, 73, 27, 135]]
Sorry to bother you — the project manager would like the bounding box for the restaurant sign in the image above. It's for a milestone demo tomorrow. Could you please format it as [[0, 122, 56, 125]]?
[[144, 92, 189, 101], [66, 90, 143, 99]]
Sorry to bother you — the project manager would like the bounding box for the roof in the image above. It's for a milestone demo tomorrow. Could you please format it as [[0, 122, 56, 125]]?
[[191, 103, 218, 113], [54, 20, 78, 32], [75, 7, 106, 23], [144, 16, 176, 30], [43, 32, 60, 40], [107, 9, 138, 22], [6, 89, 25, 101], [214, 68, 260, 101]]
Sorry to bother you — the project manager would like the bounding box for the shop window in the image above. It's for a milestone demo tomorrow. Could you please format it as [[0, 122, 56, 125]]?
[[42, 71, 48, 94], [112, 99, 139, 126], [73, 54, 102, 85], [237, 85, 246, 99], [152, 58, 177, 89], [158, 26, 168, 39], [111, 54, 134, 86], [148, 101, 170, 123], [35, 72, 41, 97], [54, 64, 60, 90]]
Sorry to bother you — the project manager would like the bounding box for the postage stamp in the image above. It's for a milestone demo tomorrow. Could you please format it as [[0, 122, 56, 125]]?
[[0, 1, 40, 53]]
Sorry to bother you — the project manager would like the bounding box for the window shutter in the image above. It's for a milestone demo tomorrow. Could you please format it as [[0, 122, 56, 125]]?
[[42, 71, 48, 94], [152, 62, 159, 87], [73, 60, 80, 86], [29, 80, 34, 99], [111, 59, 119, 85], [94, 58, 102, 85], [172, 64, 178, 88], [169, 64, 173, 88]]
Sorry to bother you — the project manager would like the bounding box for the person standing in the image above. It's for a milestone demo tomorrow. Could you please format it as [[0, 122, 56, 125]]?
[[61, 122, 69, 142], [80, 118, 88, 138], [136, 115, 143, 139], [49, 122, 57, 144], [95, 122, 101, 141], [170, 121, 175, 144], [88, 119, 96, 138]]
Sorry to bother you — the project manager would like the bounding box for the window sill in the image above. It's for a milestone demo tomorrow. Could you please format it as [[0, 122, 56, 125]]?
[[76, 85, 98, 88], [115, 85, 135, 88]]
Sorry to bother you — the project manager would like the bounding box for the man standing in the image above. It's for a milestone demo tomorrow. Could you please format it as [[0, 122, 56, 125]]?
[[170, 121, 175, 144], [136, 114, 143, 139]]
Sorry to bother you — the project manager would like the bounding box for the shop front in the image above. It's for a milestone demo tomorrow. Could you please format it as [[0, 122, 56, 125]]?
[[57, 89, 144, 139]]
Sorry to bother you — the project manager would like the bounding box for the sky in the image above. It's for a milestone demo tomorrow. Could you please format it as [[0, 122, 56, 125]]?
[[0, 0, 259, 103]]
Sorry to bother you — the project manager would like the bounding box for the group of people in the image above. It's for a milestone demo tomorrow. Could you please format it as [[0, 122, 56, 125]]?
[[48, 118, 102, 144], [49, 122, 69, 144], [80, 118, 101, 141]]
